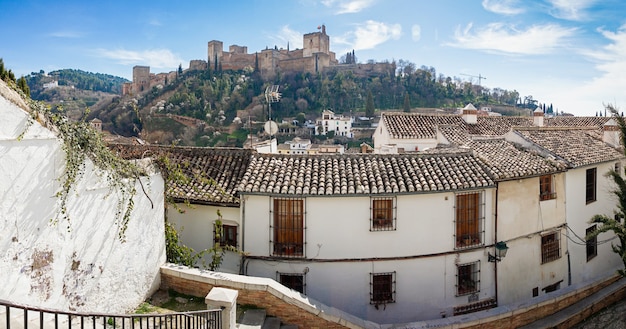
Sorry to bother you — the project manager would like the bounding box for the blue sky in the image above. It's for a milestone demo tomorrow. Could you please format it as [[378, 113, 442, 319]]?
[[2, 0, 626, 116]]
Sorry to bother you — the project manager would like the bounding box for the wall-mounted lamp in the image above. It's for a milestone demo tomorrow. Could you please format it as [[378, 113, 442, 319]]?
[[488, 241, 509, 262]]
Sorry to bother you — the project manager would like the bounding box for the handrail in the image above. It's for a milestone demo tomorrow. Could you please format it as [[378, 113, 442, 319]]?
[[0, 299, 222, 329]]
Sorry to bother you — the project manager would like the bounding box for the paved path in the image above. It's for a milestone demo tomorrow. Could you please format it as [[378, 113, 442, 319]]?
[[572, 297, 626, 329]]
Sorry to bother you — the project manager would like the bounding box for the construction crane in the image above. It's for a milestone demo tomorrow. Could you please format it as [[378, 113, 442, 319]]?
[[460, 73, 487, 86]]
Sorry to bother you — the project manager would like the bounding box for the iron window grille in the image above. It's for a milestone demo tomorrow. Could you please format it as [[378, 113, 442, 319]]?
[[370, 197, 396, 231], [541, 231, 561, 264], [456, 261, 480, 296], [214, 224, 238, 247], [277, 272, 306, 294], [539, 174, 556, 201], [585, 168, 597, 204], [370, 272, 396, 306], [586, 225, 597, 261], [271, 198, 305, 258], [454, 191, 485, 249]]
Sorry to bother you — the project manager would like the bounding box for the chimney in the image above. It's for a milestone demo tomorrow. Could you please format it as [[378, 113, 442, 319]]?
[[603, 118, 621, 148], [533, 107, 544, 127], [461, 103, 477, 124]]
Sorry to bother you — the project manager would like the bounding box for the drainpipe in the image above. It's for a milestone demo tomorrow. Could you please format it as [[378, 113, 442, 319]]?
[[240, 195, 246, 275], [494, 184, 499, 306]]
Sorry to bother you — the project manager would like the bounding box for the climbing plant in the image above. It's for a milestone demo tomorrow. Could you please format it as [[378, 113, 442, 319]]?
[[25, 100, 144, 241]]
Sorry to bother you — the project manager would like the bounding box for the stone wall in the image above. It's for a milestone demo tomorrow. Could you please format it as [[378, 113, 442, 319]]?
[[160, 263, 626, 329]]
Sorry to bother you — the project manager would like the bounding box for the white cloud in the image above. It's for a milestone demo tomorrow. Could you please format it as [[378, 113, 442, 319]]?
[[481, 0, 524, 15], [48, 30, 84, 38], [269, 25, 304, 49], [97, 48, 184, 69], [321, 0, 375, 14], [546, 0, 597, 21], [412, 25, 421, 42], [448, 22, 577, 55], [335, 20, 401, 51]]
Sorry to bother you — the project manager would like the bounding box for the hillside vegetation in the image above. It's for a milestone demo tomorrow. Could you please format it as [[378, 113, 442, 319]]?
[[16, 59, 551, 148]]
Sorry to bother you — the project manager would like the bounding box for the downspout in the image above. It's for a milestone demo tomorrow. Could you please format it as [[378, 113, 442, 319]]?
[[240, 195, 247, 275], [494, 184, 499, 306]]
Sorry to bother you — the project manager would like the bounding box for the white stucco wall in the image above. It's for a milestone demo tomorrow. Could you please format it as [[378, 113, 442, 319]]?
[[241, 189, 497, 323], [167, 204, 241, 274], [496, 175, 568, 304], [566, 162, 623, 284], [0, 87, 165, 313]]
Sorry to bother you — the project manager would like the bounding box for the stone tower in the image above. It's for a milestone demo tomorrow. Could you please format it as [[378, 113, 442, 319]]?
[[207, 40, 224, 69], [303, 24, 329, 58], [132, 66, 150, 93]]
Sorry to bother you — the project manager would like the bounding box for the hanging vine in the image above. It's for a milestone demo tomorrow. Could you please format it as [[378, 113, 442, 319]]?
[[25, 100, 145, 241]]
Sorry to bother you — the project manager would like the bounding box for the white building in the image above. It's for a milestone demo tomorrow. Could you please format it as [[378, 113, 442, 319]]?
[[316, 109, 354, 138]]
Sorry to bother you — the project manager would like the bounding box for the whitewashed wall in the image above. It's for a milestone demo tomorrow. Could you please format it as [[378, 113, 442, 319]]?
[[167, 204, 241, 273], [241, 189, 496, 323], [496, 175, 568, 305], [0, 85, 165, 313], [566, 162, 623, 284]]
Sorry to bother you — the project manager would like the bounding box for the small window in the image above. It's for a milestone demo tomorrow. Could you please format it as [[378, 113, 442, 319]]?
[[539, 175, 556, 201], [586, 225, 597, 261], [215, 224, 238, 247], [371, 197, 395, 231], [615, 162, 621, 174], [370, 272, 396, 305], [586, 168, 597, 204], [278, 272, 305, 294], [455, 192, 484, 248], [541, 231, 561, 264], [456, 261, 480, 296]]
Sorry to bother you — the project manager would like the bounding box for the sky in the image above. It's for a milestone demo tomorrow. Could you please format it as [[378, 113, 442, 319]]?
[[1, 0, 626, 116]]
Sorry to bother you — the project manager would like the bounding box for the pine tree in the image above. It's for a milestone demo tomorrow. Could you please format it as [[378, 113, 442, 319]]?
[[588, 104, 626, 277], [366, 91, 375, 118]]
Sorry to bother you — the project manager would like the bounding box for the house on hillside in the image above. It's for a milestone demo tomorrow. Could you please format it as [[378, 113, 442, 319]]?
[[315, 109, 354, 138]]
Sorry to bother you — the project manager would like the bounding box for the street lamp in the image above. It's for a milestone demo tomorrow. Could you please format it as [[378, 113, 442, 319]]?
[[488, 241, 509, 262]]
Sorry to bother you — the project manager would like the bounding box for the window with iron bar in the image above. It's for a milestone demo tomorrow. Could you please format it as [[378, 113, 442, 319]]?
[[214, 224, 238, 247], [586, 225, 597, 261], [277, 272, 306, 294], [541, 231, 561, 264], [271, 198, 305, 257], [371, 197, 396, 231], [456, 261, 480, 296], [455, 191, 484, 248], [370, 272, 396, 304]]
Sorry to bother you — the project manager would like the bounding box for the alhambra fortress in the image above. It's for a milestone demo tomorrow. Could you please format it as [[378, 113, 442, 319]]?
[[122, 25, 395, 95]]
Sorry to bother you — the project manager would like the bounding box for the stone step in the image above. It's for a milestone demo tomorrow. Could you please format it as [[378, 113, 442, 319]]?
[[261, 316, 281, 329], [280, 325, 298, 329], [238, 309, 267, 329]]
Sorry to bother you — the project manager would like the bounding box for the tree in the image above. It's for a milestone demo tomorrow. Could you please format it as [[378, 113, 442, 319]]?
[[587, 104, 626, 277], [366, 90, 375, 118], [403, 92, 410, 113]]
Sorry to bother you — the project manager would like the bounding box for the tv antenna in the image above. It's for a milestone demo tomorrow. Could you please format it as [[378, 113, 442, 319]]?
[[460, 73, 487, 86], [264, 85, 281, 152]]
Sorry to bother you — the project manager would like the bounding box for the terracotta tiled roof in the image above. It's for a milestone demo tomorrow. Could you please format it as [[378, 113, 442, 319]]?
[[545, 116, 610, 128], [469, 117, 534, 135], [438, 125, 470, 145], [382, 113, 466, 139], [468, 139, 568, 180], [239, 153, 495, 196], [513, 127, 623, 167], [109, 144, 254, 205]]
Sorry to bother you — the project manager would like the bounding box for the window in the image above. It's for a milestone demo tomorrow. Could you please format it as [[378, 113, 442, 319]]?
[[456, 262, 480, 296], [539, 175, 556, 201], [370, 272, 396, 305], [371, 197, 395, 231], [455, 192, 484, 248], [586, 225, 597, 261], [541, 231, 561, 264], [273, 198, 304, 257], [278, 272, 305, 294], [586, 168, 597, 204], [214, 224, 237, 247]]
